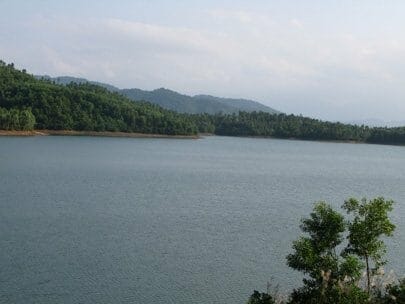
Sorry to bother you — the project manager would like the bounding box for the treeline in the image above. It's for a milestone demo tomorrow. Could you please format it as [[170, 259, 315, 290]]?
[[0, 61, 197, 135], [190, 112, 405, 145], [367, 127, 405, 145], [191, 112, 371, 140], [1, 60, 405, 145]]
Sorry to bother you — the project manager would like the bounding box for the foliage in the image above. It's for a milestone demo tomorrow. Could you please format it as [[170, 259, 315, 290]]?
[[0, 107, 35, 130], [249, 197, 399, 304], [288, 283, 369, 304], [286, 202, 366, 303], [343, 197, 396, 293], [2, 59, 405, 145], [0, 60, 197, 135], [367, 271, 405, 304], [382, 278, 405, 303], [191, 112, 405, 145], [247, 290, 275, 304]]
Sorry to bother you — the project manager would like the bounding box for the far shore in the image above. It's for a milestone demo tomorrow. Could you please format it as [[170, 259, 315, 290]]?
[[0, 129, 199, 139], [1, 130, 403, 146]]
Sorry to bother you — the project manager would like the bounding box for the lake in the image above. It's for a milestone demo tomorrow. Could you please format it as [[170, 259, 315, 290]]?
[[1, 136, 404, 304]]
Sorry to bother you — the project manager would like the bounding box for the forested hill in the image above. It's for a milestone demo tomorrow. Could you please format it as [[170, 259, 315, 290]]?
[[121, 88, 280, 114], [121, 88, 237, 114], [2, 61, 405, 145], [37, 75, 120, 92], [0, 61, 197, 135], [192, 112, 405, 145], [37, 75, 280, 114], [193, 95, 277, 113]]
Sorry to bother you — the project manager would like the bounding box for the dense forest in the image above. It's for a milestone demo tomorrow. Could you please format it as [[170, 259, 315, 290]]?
[[191, 112, 405, 145], [0, 60, 197, 135], [1, 60, 405, 145], [0, 107, 35, 131]]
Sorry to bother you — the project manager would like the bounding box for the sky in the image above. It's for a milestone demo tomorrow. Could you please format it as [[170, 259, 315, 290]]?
[[1, 0, 405, 122]]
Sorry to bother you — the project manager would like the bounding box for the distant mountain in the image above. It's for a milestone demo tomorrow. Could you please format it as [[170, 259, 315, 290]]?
[[37, 75, 280, 115], [36, 75, 120, 92], [121, 88, 279, 114], [193, 94, 277, 113], [121, 88, 281, 114], [120, 88, 236, 114]]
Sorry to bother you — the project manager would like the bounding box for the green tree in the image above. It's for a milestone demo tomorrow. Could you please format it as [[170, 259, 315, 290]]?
[[18, 109, 36, 130], [247, 290, 275, 304], [248, 197, 400, 304], [342, 197, 396, 294], [8, 108, 20, 130], [286, 202, 365, 304]]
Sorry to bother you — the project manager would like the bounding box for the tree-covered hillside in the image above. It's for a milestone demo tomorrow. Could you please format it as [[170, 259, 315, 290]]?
[[121, 88, 280, 114], [36, 75, 120, 92], [192, 112, 405, 145], [193, 94, 280, 114], [0, 61, 197, 135], [121, 87, 237, 114], [2, 60, 405, 145], [39, 75, 280, 114]]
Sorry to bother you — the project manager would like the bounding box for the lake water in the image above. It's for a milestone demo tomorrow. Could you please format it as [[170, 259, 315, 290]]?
[[1, 136, 404, 304]]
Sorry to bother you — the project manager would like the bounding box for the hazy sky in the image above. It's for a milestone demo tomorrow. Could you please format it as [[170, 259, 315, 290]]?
[[1, 0, 405, 121]]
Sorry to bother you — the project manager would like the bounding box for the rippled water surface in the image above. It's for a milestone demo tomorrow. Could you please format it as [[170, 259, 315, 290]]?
[[1, 136, 404, 304]]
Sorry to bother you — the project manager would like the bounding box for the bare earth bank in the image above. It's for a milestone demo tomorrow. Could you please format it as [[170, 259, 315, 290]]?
[[0, 130, 199, 139]]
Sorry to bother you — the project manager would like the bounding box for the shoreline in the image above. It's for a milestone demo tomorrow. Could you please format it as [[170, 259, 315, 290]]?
[[1, 130, 403, 146], [0, 130, 199, 139]]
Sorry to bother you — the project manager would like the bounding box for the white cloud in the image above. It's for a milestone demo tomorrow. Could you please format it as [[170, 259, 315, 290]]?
[[42, 46, 83, 75], [2, 7, 405, 121], [103, 18, 234, 56], [290, 18, 303, 28]]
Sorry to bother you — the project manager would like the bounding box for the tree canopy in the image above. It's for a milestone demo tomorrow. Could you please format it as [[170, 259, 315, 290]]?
[[191, 112, 405, 145], [286, 202, 366, 304], [343, 197, 396, 294], [248, 197, 402, 304], [0, 60, 197, 135]]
